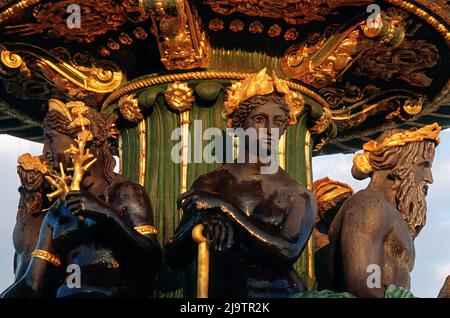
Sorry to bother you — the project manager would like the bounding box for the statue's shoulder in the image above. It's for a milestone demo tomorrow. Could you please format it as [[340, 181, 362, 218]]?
[[190, 165, 234, 191], [339, 188, 393, 224], [110, 177, 147, 198], [277, 169, 314, 198]]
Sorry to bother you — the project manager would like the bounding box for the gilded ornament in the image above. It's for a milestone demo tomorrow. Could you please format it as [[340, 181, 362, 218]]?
[[268, 24, 282, 37], [0, 49, 23, 69], [108, 39, 121, 50], [133, 27, 148, 40], [313, 177, 354, 204], [281, 8, 409, 88], [209, 18, 224, 31], [119, 33, 133, 45], [134, 225, 158, 235], [311, 108, 332, 135], [249, 21, 264, 34], [17, 153, 49, 174], [403, 96, 424, 115], [101, 70, 330, 111], [284, 28, 299, 41], [230, 19, 245, 32], [31, 249, 62, 268], [1, 44, 123, 96], [353, 123, 441, 174], [118, 94, 144, 123], [205, 0, 373, 25], [3, 0, 134, 43], [165, 81, 195, 112], [142, 0, 211, 70]]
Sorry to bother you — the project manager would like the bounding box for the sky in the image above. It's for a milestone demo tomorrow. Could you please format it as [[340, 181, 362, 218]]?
[[0, 130, 449, 297]]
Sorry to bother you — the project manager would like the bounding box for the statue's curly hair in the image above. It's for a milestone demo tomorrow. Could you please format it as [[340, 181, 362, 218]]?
[[16, 163, 47, 220], [351, 129, 436, 181], [230, 93, 290, 131]]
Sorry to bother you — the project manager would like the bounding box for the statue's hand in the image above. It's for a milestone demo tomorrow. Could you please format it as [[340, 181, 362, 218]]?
[[65, 191, 115, 222], [178, 190, 231, 216], [202, 215, 234, 252], [438, 275, 450, 298]]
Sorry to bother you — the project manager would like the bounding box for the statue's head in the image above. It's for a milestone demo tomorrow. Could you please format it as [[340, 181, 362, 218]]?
[[223, 68, 304, 154], [352, 123, 441, 238], [16, 154, 49, 220], [43, 99, 118, 195]]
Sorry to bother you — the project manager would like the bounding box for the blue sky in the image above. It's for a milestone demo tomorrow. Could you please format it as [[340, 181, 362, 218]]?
[[0, 130, 449, 297]]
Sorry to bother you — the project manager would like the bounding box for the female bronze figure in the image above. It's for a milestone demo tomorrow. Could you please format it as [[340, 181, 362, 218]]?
[[165, 69, 317, 298], [1, 100, 161, 298]]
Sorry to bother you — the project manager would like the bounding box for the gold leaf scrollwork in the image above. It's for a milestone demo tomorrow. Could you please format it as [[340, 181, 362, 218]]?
[[0, 49, 23, 69], [311, 108, 332, 135], [165, 81, 195, 112], [119, 94, 144, 123], [403, 96, 424, 115], [1, 44, 123, 99], [281, 8, 409, 88]]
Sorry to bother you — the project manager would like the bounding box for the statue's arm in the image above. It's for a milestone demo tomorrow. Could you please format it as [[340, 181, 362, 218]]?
[[164, 175, 216, 268], [339, 201, 392, 298], [1, 214, 61, 298], [103, 183, 162, 274], [65, 183, 162, 274], [218, 191, 316, 267]]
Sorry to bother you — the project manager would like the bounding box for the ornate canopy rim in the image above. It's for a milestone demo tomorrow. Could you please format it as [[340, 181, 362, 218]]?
[[101, 71, 331, 112], [386, 0, 450, 45]]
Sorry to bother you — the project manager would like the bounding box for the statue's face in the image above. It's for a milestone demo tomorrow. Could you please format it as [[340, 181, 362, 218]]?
[[42, 126, 76, 170], [242, 100, 287, 154], [393, 144, 436, 237], [411, 147, 435, 191]]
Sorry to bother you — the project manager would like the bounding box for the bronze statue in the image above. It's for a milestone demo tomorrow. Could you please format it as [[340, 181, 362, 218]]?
[[313, 177, 353, 291], [1, 99, 161, 298], [164, 69, 317, 298], [329, 123, 441, 297], [11, 154, 50, 282]]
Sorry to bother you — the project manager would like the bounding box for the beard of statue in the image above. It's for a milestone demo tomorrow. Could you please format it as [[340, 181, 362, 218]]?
[[393, 172, 428, 239], [361, 130, 436, 239]]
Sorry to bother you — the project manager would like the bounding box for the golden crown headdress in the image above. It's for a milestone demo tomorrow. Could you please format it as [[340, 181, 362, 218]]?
[[48, 99, 119, 140], [223, 68, 304, 127], [353, 123, 441, 174], [313, 177, 354, 203]]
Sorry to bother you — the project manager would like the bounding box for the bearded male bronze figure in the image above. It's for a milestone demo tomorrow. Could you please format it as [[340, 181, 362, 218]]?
[[329, 124, 441, 297]]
